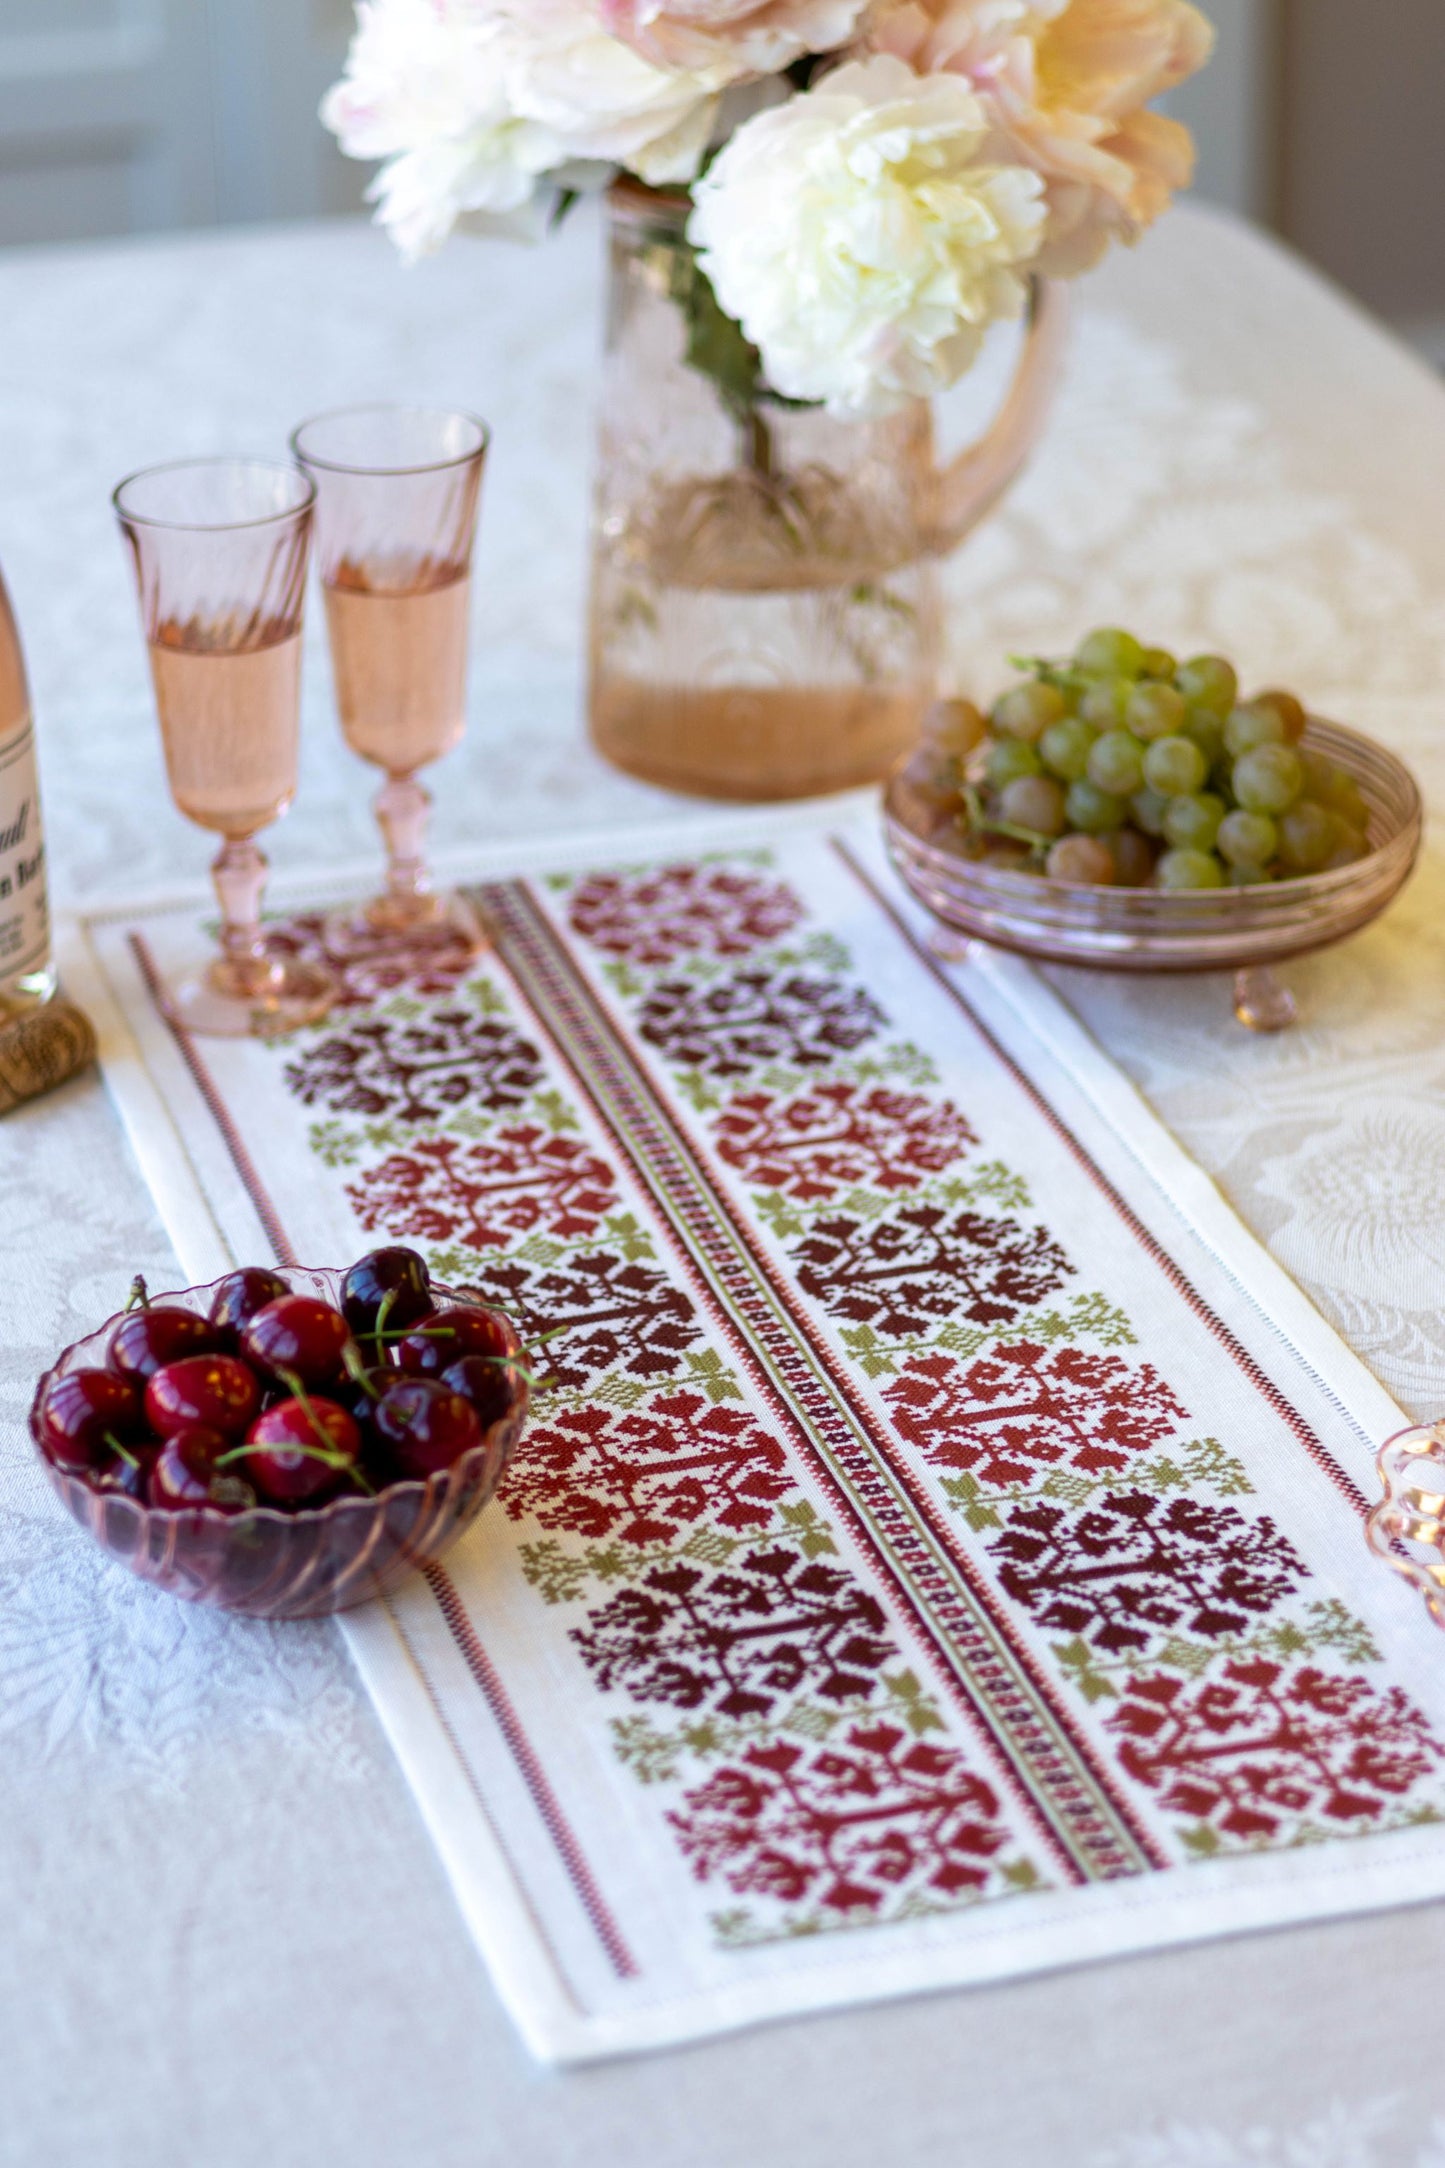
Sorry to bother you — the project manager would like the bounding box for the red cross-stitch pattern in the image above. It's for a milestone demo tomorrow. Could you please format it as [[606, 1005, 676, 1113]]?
[[713, 1081, 977, 1204], [638, 969, 887, 1080], [567, 863, 804, 967], [348, 1128, 618, 1252], [671, 1723, 1011, 1916], [264, 909, 477, 1012], [989, 1491, 1305, 1655], [504, 1393, 793, 1547], [1109, 1658, 1443, 1841], [794, 1206, 1073, 1338], [887, 1343, 1190, 1488], [456, 1247, 701, 1392], [572, 1545, 895, 1722], [284, 1008, 545, 1125]]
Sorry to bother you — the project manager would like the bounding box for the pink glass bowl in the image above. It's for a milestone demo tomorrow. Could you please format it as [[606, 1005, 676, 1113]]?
[[28, 1267, 529, 1619], [1367, 1424, 1445, 1630], [884, 718, 1421, 977]]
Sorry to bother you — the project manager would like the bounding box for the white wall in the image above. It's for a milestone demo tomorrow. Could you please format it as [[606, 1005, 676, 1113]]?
[[0, 0, 361, 248], [1162, 0, 1280, 223]]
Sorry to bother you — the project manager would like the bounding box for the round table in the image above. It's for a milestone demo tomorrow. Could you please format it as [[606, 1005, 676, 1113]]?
[[3, 200, 1445, 2168]]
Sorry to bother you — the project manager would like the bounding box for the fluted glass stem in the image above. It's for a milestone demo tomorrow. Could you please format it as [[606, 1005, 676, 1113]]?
[[209, 838, 283, 998], [371, 773, 438, 931]]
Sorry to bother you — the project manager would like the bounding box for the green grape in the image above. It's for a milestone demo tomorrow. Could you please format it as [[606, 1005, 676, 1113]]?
[[1074, 628, 1146, 679], [985, 738, 1042, 790], [924, 698, 986, 756], [1130, 785, 1171, 838], [992, 681, 1067, 743], [1233, 743, 1304, 816], [1227, 863, 1275, 888], [1155, 848, 1225, 891], [1224, 702, 1287, 759], [1326, 824, 1368, 869], [1126, 682, 1187, 742], [1087, 730, 1146, 798], [1078, 678, 1130, 729], [1278, 800, 1338, 874], [1143, 734, 1207, 797], [1039, 717, 1097, 782], [1162, 791, 1226, 852], [1300, 751, 1337, 800], [998, 775, 1066, 837], [1175, 655, 1238, 716], [1327, 773, 1370, 829], [1047, 834, 1116, 886], [1180, 708, 1226, 766], [1065, 779, 1129, 834], [1141, 646, 1178, 681], [1253, 689, 1308, 743], [1104, 828, 1156, 886], [1217, 808, 1279, 868]]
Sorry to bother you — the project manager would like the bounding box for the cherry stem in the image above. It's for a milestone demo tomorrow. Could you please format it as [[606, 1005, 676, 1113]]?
[[104, 1430, 139, 1469], [124, 1276, 151, 1314], [341, 1342, 382, 1398], [373, 1287, 400, 1344], [276, 1367, 338, 1452], [235, 1368, 375, 1497], [217, 1439, 355, 1473]]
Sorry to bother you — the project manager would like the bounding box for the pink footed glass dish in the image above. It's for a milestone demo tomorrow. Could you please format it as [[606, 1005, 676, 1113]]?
[[1367, 1424, 1445, 1629], [884, 717, 1421, 1028], [29, 1268, 528, 1620]]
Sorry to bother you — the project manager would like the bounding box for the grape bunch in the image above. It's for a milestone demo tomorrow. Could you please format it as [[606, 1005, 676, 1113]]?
[[910, 629, 1371, 890]]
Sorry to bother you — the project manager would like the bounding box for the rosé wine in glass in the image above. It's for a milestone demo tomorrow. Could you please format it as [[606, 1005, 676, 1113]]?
[[149, 614, 304, 838], [115, 459, 335, 1038], [322, 553, 470, 776], [292, 407, 489, 950]]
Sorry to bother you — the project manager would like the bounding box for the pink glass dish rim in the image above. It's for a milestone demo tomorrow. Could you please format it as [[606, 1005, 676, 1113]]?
[[29, 1267, 528, 1619], [884, 717, 1422, 975], [1367, 1422, 1445, 1632]]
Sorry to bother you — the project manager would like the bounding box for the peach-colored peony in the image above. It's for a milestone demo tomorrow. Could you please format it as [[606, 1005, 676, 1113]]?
[[867, 0, 1214, 271], [600, 0, 873, 75]]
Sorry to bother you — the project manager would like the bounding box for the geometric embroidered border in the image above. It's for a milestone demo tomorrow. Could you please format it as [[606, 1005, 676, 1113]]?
[[89, 827, 1445, 2058]]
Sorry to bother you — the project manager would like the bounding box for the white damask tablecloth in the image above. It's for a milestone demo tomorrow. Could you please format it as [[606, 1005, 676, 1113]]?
[[3, 201, 1445, 2168]]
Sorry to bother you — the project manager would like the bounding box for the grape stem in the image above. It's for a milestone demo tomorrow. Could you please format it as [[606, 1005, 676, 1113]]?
[[961, 785, 1052, 857]]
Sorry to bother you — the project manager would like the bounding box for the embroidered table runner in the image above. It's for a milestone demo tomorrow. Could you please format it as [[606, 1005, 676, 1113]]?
[[74, 823, 1445, 2063]]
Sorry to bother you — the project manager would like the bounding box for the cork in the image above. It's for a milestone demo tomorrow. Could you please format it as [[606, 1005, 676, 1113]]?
[[0, 1000, 97, 1115]]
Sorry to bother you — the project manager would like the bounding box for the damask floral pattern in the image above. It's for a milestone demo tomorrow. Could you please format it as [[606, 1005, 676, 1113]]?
[[266, 845, 1445, 1951]]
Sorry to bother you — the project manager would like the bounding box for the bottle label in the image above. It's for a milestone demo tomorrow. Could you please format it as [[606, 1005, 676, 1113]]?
[[0, 714, 49, 986]]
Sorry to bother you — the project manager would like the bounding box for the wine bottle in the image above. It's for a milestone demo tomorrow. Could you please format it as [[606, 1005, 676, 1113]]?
[[0, 568, 55, 1012]]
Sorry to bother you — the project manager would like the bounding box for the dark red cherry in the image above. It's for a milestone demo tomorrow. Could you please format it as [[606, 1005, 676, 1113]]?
[[86, 1443, 160, 1502], [240, 1297, 353, 1389], [145, 1355, 261, 1441], [372, 1379, 481, 1481], [208, 1268, 291, 1343], [37, 1368, 143, 1472], [337, 1363, 396, 1428], [149, 1424, 256, 1514], [440, 1355, 517, 1432], [341, 1248, 433, 1338], [240, 1397, 362, 1506], [109, 1306, 218, 1386], [397, 1306, 511, 1379]]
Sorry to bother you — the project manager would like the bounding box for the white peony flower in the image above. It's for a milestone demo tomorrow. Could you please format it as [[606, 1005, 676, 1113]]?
[[323, 0, 731, 258], [689, 55, 1047, 416], [600, 0, 874, 75]]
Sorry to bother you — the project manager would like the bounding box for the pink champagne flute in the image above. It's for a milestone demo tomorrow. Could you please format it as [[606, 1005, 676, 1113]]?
[[290, 405, 489, 949], [114, 458, 336, 1037]]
